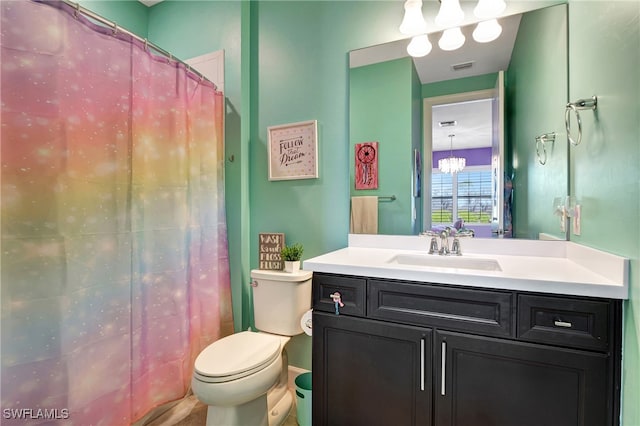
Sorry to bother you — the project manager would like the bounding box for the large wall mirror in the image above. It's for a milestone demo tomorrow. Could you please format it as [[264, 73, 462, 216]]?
[[349, 3, 568, 240]]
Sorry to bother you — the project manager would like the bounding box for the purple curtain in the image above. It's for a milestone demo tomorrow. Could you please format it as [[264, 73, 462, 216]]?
[[1, 1, 234, 424]]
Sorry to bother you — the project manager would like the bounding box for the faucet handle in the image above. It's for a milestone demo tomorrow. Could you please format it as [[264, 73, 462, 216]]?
[[428, 237, 439, 254], [450, 230, 473, 256], [450, 237, 462, 256], [420, 231, 440, 254]]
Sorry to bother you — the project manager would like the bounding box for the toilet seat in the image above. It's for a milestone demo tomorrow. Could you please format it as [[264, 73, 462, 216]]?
[[194, 331, 282, 384]]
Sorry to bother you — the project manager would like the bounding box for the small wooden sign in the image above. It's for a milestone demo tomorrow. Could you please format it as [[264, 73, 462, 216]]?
[[259, 233, 285, 270]]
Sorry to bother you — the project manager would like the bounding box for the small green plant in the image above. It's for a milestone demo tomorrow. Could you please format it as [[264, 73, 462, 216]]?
[[281, 242, 304, 261]]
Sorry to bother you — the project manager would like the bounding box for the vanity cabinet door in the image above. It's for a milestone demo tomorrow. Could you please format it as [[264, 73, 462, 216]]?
[[312, 311, 432, 426], [435, 331, 610, 426]]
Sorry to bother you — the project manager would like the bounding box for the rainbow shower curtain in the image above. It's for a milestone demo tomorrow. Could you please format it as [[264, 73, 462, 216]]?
[[1, 1, 234, 424]]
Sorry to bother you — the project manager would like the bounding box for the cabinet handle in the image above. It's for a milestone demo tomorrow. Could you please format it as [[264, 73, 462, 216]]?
[[441, 341, 446, 396], [420, 338, 425, 391], [554, 319, 573, 328], [329, 292, 344, 315]]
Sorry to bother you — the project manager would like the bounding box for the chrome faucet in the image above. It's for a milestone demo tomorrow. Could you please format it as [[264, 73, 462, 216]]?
[[439, 228, 451, 256]]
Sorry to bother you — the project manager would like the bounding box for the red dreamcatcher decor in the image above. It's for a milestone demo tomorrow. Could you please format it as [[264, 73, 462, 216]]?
[[355, 142, 378, 190]]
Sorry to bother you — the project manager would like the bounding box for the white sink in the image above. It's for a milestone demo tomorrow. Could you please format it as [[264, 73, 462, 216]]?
[[388, 253, 502, 271]]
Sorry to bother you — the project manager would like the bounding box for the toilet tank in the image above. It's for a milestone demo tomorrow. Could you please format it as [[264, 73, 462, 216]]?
[[250, 269, 312, 336]]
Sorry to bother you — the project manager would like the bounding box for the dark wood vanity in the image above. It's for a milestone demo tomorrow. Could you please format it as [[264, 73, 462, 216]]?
[[311, 272, 622, 426]]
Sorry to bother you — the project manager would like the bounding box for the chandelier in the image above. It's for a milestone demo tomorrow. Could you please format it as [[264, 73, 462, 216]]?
[[439, 134, 466, 174]]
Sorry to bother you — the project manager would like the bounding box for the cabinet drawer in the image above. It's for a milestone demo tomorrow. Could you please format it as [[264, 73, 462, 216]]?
[[369, 279, 514, 338], [312, 273, 366, 317], [517, 294, 610, 351]]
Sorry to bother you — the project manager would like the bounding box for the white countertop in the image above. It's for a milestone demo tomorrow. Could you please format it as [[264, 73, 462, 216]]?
[[302, 235, 629, 299]]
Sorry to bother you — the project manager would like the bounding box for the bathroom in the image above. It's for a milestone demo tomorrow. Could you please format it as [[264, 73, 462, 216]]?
[[1, 0, 638, 425]]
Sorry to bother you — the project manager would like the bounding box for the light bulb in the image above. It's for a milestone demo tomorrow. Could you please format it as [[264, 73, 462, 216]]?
[[399, 0, 427, 35], [407, 35, 432, 57], [435, 0, 464, 28], [473, 19, 503, 43], [474, 0, 506, 20], [439, 27, 465, 51]]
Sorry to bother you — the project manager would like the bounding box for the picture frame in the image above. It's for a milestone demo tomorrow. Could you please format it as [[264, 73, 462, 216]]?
[[268, 120, 318, 181]]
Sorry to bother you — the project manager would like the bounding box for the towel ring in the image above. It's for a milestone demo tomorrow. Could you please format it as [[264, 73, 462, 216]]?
[[565, 96, 597, 146], [535, 132, 556, 165]]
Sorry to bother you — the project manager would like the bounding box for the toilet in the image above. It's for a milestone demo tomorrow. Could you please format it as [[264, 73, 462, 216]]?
[[192, 269, 312, 426]]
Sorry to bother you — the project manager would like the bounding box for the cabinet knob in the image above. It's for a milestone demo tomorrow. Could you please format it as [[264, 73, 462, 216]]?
[[330, 292, 344, 315]]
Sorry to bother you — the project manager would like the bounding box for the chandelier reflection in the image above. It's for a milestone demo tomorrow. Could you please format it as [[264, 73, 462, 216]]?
[[439, 134, 466, 174]]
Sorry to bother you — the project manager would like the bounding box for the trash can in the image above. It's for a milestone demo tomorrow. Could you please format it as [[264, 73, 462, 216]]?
[[295, 372, 312, 426]]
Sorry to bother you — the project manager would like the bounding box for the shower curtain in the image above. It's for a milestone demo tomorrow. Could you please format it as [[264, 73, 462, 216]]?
[[1, 1, 234, 424]]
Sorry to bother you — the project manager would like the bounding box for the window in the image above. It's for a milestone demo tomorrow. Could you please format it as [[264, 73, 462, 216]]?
[[432, 167, 492, 225]]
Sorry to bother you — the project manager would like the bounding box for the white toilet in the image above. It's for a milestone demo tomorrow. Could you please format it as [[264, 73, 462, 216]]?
[[192, 269, 312, 426]]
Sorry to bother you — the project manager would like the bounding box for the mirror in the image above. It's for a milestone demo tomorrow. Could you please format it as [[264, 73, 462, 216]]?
[[349, 3, 568, 240]]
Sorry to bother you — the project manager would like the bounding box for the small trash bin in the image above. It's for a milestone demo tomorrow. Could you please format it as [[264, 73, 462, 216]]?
[[294, 372, 312, 426]]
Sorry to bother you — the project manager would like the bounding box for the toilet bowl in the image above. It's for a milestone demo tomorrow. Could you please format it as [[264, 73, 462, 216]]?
[[192, 269, 312, 426]]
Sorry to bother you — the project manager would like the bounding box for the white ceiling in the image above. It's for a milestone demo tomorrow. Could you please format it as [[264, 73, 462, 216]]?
[[432, 98, 493, 151]]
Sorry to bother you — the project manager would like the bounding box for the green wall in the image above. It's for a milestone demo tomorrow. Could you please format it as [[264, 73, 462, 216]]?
[[350, 58, 416, 235], [79, 0, 149, 36], [422, 72, 498, 98], [568, 2, 640, 424], [250, 0, 406, 367], [506, 4, 568, 240]]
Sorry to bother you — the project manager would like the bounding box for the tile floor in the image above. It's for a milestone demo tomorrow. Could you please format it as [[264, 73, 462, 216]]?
[[141, 394, 299, 426], [173, 399, 299, 426]]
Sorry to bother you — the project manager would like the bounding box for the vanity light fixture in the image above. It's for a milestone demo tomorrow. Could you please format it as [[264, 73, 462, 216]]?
[[435, 0, 465, 28], [438, 134, 466, 174], [473, 0, 506, 20], [472, 19, 503, 43], [403, 0, 507, 57], [439, 27, 465, 51], [400, 0, 427, 35], [407, 34, 433, 57]]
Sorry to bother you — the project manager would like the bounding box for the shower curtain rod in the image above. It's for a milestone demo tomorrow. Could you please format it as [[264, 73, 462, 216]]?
[[57, 0, 215, 88]]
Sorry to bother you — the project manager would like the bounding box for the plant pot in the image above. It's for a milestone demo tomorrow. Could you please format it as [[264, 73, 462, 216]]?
[[284, 260, 301, 273]]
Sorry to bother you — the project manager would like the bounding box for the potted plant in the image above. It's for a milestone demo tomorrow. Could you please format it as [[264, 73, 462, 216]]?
[[281, 242, 304, 273]]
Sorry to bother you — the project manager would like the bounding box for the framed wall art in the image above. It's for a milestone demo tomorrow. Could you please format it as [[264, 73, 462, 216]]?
[[268, 120, 318, 181]]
